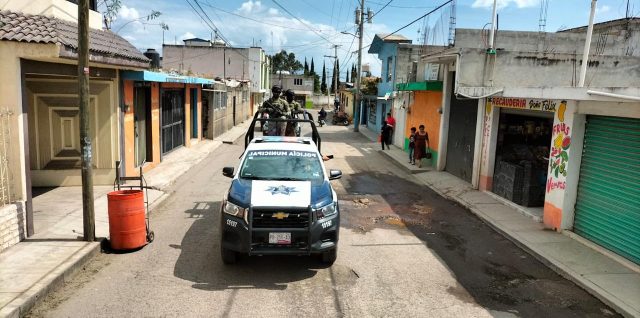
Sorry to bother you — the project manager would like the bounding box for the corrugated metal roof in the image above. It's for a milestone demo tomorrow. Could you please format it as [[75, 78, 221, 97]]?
[[0, 10, 149, 67], [368, 33, 412, 54], [375, 33, 410, 42]]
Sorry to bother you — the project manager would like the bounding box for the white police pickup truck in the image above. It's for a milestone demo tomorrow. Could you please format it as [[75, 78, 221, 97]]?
[[220, 114, 341, 265]]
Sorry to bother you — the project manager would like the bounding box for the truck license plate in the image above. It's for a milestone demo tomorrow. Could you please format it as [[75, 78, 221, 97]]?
[[269, 232, 291, 244]]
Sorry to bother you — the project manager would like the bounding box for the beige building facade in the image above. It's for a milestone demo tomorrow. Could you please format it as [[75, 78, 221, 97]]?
[[0, 1, 149, 251]]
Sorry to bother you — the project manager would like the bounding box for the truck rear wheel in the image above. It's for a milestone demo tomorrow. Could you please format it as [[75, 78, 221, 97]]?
[[221, 247, 237, 264], [321, 247, 337, 265]]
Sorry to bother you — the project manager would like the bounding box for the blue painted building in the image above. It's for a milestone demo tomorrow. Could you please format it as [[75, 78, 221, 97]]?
[[367, 34, 421, 145]]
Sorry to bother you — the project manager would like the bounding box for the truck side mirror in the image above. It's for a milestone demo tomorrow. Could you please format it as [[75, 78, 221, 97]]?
[[329, 169, 342, 180], [222, 167, 234, 178]]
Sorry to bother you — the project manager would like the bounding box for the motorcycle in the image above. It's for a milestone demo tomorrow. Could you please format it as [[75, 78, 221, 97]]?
[[318, 110, 327, 127], [332, 111, 350, 126]]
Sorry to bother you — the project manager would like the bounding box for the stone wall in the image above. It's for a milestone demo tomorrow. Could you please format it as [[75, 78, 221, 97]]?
[[0, 203, 25, 253]]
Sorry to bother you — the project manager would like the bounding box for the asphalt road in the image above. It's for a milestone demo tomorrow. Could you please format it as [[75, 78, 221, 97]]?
[[27, 123, 618, 318]]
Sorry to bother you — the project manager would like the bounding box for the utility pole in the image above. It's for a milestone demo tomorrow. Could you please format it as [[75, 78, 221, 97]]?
[[579, 0, 597, 87], [488, 0, 498, 53], [324, 44, 341, 109], [78, 0, 95, 242], [333, 44, 339, 104], [353, 0, 370, 132]]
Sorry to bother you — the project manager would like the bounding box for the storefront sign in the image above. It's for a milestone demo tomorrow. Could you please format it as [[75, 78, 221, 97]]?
[[489, 98, 557, 112]]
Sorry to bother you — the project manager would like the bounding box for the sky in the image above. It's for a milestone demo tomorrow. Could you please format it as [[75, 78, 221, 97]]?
[[104, 0, 640, 79]]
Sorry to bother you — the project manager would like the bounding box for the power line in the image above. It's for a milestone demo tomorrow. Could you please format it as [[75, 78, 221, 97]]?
[[199, 1, 332, 32], [300, 0, 334, 18], [367, 0, 436, 9], [182, 0, 256, 69], [193, 0, 227, 42], [360, 0, 454, 51], [372, 0, 395, 18], [271, 0, 335, 45]]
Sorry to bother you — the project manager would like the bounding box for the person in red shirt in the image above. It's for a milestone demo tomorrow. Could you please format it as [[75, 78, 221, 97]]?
[[386, 112, 396, 143], [386, 112, 396, 127]]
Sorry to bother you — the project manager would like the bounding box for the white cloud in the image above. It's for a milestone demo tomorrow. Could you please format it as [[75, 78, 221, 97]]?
[[472, 0, 538, 9], [238, 1, 264, 15], [123, 35, 136, 42], [118, 5, 140, 20], [596, 5, 611, 14], [115, 0, 389, 78], [180, 32, 196, 40]]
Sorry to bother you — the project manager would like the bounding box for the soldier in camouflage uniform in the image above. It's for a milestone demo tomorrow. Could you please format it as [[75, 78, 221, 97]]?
[[283, 89, 302, 136], [284, 89, 302, 114], [260, 85, 290, 135]]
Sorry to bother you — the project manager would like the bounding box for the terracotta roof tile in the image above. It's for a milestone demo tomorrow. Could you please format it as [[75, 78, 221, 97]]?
[[0, 10, 148, 65]]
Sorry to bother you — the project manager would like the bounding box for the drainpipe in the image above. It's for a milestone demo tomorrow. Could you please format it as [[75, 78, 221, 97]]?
[[579, 0, 597, 87]]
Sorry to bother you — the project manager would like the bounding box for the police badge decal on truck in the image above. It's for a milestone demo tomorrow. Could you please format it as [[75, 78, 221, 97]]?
[[219, 113, 341, 265]]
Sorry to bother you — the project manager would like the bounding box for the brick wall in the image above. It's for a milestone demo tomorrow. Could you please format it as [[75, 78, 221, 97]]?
[[0, 203, 25, 253]]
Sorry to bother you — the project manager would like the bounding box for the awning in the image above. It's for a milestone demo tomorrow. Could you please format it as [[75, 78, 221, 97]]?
[[121, 71, 214, 84], [377, 92, 391, 100]]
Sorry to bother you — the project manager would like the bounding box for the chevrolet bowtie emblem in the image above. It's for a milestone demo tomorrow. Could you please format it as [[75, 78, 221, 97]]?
[[272, 212, 289, 219]]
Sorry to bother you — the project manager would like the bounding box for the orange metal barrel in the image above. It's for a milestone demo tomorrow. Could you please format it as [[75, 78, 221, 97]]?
[[107, 190, 146, 250]]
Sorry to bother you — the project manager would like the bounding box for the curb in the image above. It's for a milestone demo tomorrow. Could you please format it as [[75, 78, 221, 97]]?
[[415, 176, 636, 318], [2, 122, 251, 318], [378, 149, 430, 175], [4, 166, 172, 318], [0, 241, 102, 318]]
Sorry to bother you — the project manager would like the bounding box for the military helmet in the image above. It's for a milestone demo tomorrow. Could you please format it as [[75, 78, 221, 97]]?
[[271, 84, 282, 93], [284, 89, 295, 97]]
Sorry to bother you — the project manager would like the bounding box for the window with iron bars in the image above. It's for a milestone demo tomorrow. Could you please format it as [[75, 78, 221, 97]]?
[[209, 91, 227, 109]]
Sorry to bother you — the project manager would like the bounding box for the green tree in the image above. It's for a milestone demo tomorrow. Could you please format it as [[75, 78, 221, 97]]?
[[311, 58, 320, 93], [346, 69, 350, 83], [270, 50, 303, 74], [321, 62, 327, 94], [304, 58, 309, 76], [330, 59, 340, 94], [362, 77, 379, 95], [351, 64, 357, 83]]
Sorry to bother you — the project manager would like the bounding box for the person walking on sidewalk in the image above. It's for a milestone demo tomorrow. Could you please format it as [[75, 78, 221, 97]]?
[[413, 124, 430, 167], [408, 127, 416, 165], [386, 112, 396, 142], [381, 120, 392, 150]]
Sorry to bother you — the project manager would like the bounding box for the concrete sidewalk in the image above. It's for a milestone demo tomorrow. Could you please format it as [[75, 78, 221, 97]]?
[[357, 127, 640, 317], [0, 120, 251, 318]]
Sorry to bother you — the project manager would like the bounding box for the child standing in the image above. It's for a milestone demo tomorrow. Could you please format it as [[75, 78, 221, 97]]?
[[408, 127, 416, 164]]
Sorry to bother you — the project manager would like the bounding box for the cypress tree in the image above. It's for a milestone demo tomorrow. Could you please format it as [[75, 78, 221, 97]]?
[[330, 60, 336, 94], [304, 58, 309, 76], [311, 58, 319, 93], [321, 62, 327, 94], [351, 64, 357, 82], [336, 59, 340, 90]]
